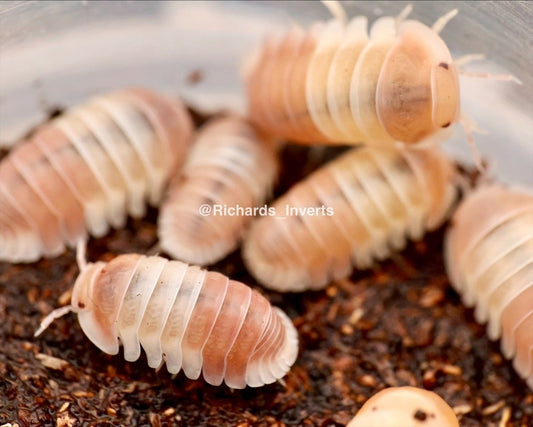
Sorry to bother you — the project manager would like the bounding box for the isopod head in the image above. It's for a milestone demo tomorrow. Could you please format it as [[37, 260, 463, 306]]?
[[347, 386, 459, 427], [376, 20, 460, 144], [70, 255, 141, 355]]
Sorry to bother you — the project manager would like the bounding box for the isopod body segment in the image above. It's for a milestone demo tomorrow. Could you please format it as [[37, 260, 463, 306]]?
[[158, 116, 278, 265], [245, 10, 459, 147], [0, 88, 193, 263], [243, 145, 457, 292], [444, 185, 533, 389], [35, 254, 299, 389], [346, 387, 459, 427]]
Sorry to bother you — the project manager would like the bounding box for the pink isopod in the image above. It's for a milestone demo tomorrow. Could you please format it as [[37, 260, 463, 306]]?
[[35, 253, 299, 389], [158, 116, 278, 265], [244, 6, 462, 147], [243, 145, 457, 292], [0, 88, 193, 263], [445, 185, 533, 389], [346, 387, 459, 427]]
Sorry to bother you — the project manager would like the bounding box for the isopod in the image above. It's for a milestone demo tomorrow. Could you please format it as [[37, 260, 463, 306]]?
[[243, 145, 457, 292], [35, 253, 299, 389], [158, 116, 278, 265], [346, 387, 459, 427], [444, 185, 533, 389], [245, 6, 462, 147], [0, 88, 193, 263]]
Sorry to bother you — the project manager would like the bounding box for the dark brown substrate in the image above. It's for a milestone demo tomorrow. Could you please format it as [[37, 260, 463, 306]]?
[[0, 140, 531, 427]]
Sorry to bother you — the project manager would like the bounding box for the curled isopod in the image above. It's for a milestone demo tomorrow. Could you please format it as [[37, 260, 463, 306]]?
[[244, 6, 462, 147], [158, 116, 278, 265], [35, 253, 298, 389], [444, 185, 533, 389], [346, 387, 459, 427], [243, 145, 457, 292], [0, 88, 193, 263]]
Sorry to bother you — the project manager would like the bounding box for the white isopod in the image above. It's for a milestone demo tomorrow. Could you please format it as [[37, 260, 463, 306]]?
[[158, 116, 278, 265], [0, 88, 193, 263], [245, 6, 462, 147], [346, 387, 459, 427], [444, 185, 533, 390], [35, 253, 299, 389], [244, 4, 517, 162], [243, 145, 457, 292]]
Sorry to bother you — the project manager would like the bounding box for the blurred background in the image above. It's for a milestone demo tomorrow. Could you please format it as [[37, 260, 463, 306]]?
[[1, 1, 531, 184]]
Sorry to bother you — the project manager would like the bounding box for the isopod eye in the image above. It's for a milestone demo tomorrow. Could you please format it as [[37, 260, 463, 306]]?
[[414, 409, 427, 421], [78, 302, 86, 309], [431, 62, 460, 128]]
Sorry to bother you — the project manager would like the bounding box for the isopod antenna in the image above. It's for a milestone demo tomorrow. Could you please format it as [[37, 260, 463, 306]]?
[[34, 238, 88, 337], [453, 52, 522, 171], [34, 302, 74, 338]]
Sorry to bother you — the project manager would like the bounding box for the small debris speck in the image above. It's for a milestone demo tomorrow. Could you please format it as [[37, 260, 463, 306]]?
[[162, 408, 175, 417], [453, 404, 473, 416], [357, 374, 377, 388], [482, 400, 506, 416], [340, 324, 354, 335], [36, 353, 69, 370], [348, 307, 364, 325], [55, 411, 76, 427], [186, 69, 204, 85], [498, 406, 511, 427], [72, 390, 93, 398]]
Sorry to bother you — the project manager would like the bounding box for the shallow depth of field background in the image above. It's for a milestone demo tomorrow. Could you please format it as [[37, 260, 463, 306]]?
[[1, 1, 532, 185]]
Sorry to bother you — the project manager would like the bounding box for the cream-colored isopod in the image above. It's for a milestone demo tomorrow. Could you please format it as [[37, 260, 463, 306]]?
[[35, 254, 298, 389], [245, 7, 461, 147], [158, 116, 278, 265], [0, 88, 193, 263], [243, 145, 457, 292], [347, 387, 459, 427], [445, 185, 533, 389]]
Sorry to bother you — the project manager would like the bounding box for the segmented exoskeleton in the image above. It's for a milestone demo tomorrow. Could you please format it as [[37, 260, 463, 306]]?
[[158, 116, 278, 265], [445, 185, 533, 389], [0, 88, 193, 263], [35, 253, 299, 389], [243, 145, 457, 292], [245, 7, 461, 147]]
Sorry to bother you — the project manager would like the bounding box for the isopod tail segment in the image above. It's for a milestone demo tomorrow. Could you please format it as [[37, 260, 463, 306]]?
[[34, 252, 299, 389]]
